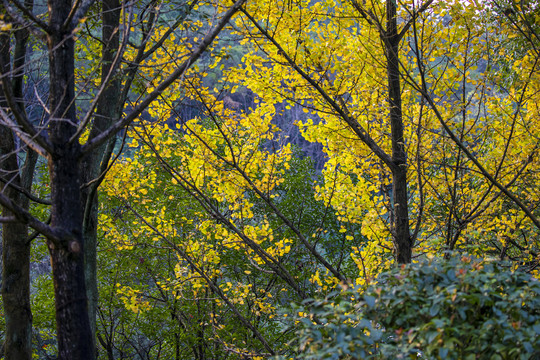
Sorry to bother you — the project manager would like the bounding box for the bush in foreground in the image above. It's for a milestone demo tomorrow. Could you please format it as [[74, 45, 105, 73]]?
[[285, 256, 540, 359]]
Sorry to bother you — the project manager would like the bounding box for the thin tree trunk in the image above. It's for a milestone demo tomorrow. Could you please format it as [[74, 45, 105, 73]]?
[[0, 133, 34, 360], [80, 0, 121, 349], [386, 0, 412, 263], [0, 3, 35, 357]]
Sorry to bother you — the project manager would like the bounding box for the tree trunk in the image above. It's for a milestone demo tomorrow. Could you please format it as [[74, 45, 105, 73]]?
[[47, 0, 94, 357], [80, 0, 121, 349], [386, 0, 412, 263], [0, 132, 33, 360], [0, 4, 35, 358], [48, 151, 94, 359]]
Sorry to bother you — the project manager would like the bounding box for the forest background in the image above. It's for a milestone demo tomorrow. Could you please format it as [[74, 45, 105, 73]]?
[[0, 0, 540, 359]]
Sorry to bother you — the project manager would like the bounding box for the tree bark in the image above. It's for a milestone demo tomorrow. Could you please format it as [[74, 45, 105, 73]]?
[[0, 4, 35, 358], [80, 0, 121, 350], [47, 0, 94, 357], [0, 132, 34, 360], [48, 151, 94, 360], [386, 0, 412, 263]]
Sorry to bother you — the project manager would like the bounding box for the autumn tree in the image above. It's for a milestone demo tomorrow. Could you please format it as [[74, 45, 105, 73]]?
[[403, 0, 540, 266], [95, 4, 540, 356], [229, 0, 439, 264], [90, 21, 362, 354], [94, 2, 539, 359], [7, 0, 540, 358], [227, 0, 540, 274], [0, 0, 245, 358], [96, 111, 367, 357]]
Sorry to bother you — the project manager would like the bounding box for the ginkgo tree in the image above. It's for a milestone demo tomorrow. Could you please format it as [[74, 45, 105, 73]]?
[[96, 1, 540, 357], [97, 82, 360, 356], [7, 0, 540, 358], [97, 1, 540, 358], [230, 0, 540, 275], [232, 0, 425, 265]]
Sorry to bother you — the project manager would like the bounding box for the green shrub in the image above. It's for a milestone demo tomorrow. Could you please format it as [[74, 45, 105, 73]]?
[[284, 256, 540, 359]]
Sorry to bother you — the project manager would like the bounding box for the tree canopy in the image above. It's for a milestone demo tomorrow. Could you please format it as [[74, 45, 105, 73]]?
[[1, 0, 540, 359]]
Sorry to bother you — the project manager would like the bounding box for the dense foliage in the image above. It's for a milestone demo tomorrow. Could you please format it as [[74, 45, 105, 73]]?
[[289, 256, 540, 359], [2, 0, 540, 359]]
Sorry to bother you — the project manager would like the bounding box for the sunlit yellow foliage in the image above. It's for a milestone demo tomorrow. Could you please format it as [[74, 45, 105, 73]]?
[[116, 284, 151, 313], [233, 0, 540, 283], [97, 1, 540, 357], [102, 75, 295, 345]]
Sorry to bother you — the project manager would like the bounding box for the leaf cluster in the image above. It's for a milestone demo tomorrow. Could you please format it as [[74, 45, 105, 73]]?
[[285, 256, 540, 359]]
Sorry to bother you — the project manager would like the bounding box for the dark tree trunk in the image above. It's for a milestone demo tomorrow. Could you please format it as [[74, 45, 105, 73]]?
[[386, 0, 412, 263], [0, 4, 35, 358], [0, 132, 33, 360], [48, 150, 94, 359], [47, 0, 94, 357]]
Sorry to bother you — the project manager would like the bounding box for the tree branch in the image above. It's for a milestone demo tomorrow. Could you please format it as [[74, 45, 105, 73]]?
[[398, 0, 434, 41], [65, 0, 96, 30], [406, 38, 540, 231], [3, 0, 49, 33], [0, 174, 51, 205], [81, 0, 247, 154], [0, 107, 50, 158], [135, 130, 308, 299], [182, 86, 346, 281], [241, 8, 396, 172], [124, 201, 276, 355], [0, 191, 60, 244]]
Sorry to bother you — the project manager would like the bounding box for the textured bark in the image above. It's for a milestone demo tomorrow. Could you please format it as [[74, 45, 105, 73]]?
[[47, 0, 94, 357], [49, 152, 94, 360], [0, 4, 35, 358], [386, 0, 412, 263], [80, 0, 121, 348], [0, 132, 33, 360]]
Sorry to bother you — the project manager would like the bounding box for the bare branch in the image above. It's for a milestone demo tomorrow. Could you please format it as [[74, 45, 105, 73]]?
[[66, 0, 97, 30], [81, 0, 247, 154], [0, 107, 50, 158], [33, 84, 50, 114], [0, 175, 51, 205], [3, 0, 49, 33], [0, 61, 52, 154], [0, 191, 60, 244]]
